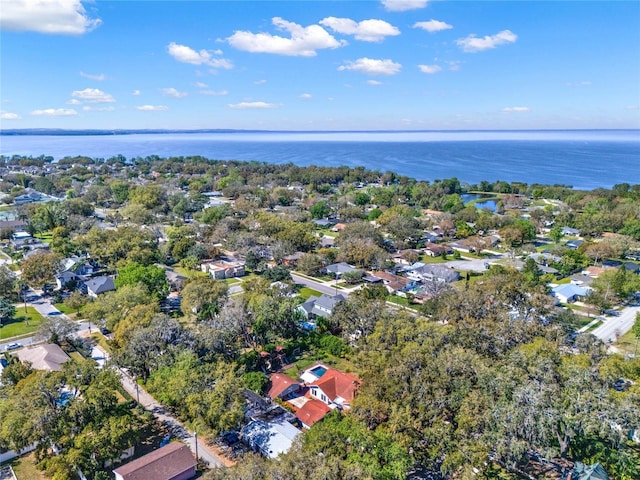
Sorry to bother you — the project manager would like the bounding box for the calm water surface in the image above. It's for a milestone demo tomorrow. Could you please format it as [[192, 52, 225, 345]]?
[[1, 130, 638, 190]]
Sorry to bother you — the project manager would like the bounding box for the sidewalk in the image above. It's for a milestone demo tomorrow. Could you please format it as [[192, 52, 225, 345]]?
[[98, 346, 231, 468]]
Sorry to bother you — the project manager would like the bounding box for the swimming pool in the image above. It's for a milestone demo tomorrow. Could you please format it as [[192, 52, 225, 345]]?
[[310, 366, 327, 378]]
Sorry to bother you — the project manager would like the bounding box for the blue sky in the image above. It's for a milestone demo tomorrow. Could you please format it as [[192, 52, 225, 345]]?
[[1, 0, 639, 130]]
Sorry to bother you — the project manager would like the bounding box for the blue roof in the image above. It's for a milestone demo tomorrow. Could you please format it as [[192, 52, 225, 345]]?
[[552, 284, 590, 298]]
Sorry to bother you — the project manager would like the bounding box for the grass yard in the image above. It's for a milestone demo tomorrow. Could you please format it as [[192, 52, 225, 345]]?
[[224, 277, 241, 285], [284, 351, 356, 380], [614, 328, 639, 356], [54, 302, 79, 314], [298, 287, 322, 299], [0, 306, 44, 339], [420, 255, 448, 264], [388, 295, 409, 306], [91, 332, 113, 354], [9, 453, 48, 479], [173, 266, 208, 279]]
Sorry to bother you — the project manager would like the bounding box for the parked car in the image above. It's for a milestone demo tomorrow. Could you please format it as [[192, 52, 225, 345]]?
[[5, 342, 22, 351]]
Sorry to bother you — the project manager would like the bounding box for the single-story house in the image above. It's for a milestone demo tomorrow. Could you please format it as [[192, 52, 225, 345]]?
[[201, 258, 245, 280], [529, 252, 561, 265], [283, 252, 304, 266], [15, 344, 70, 371], [302, 364, 360, 411], [268, 374, 302, 401], [83, 275, 116, 297], [405, 263, 460, 284], [552, 284, 591, 303], [325, 262, 357, 277], [55, 271, 80, 290], [562, 227, 581, 236], [241, 419, 301, 459], [566, 239, 584, 250], [624, 262, 640, 274], [424, 243, 453, 257], [331, 223, 347, 232], [113, 442, 196, 480], [0, 219, 27, 233], [295, 399, 332, 429], [298, 293, 345, 320], [320, 235, 335, 248], [371, 271, 414, 294], [11, 231, 33, 247]]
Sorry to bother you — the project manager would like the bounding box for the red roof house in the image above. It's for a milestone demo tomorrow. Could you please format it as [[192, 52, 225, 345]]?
[[268, 373, 302, 400], [295, 399, 332, 429], [306, 366, 360, 410]]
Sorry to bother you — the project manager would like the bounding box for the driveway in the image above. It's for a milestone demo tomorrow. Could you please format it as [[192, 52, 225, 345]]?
[[291, 273, 354, 297]]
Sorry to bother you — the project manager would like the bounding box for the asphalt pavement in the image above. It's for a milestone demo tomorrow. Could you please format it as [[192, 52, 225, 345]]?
[[591, 305, 640, 343]]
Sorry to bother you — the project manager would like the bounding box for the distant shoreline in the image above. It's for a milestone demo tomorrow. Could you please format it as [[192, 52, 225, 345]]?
[[2, 128, 639, 137]]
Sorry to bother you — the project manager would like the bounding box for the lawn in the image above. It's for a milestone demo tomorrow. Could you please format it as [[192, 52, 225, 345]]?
[[224, 277, 241, 285], [91, 332, 113, 354], [284, 351, 356, 380], [54, 302, 79, 314], [9, 453, 48, 479], [387, 295, 409, 306], [298, 287, 321, 299], [420, 255, 448, 264], [614, 328, 639, 356], [173, 266, 208, 279], [0, 306, 45, 339]]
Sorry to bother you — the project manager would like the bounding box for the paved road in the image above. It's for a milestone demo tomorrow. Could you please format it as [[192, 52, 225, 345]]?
[[291, 273, 353, 297], [111, 356, 226, 468], [1, 291, 96, 351], [591, 305, 640, 343]]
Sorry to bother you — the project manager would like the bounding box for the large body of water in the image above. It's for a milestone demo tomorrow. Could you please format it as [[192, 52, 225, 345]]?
[[1, 130, 638, 190]]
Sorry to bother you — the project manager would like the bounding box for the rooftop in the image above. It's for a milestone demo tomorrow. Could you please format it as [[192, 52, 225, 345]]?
[[113, 442, 196, 480]]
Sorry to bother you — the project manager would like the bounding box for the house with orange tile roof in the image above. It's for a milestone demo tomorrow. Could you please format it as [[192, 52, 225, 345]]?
[[295, 399, 332, 429], [268, 373, 302, 401], [303, 364, 360, 411]]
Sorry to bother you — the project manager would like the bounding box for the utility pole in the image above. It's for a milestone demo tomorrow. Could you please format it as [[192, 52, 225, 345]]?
[[135, 382, 140, 404], [194, 430, 199, 463]]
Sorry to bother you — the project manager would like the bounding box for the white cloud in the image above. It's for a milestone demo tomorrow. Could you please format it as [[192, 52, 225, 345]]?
[[0, 111, 21, 120], [447, 61, 461, 71], [382, 0, 429, 12], [338, 58, 401, 76], [199, 90, 228, 96], [299, 93, 312, 99], [136, 105, 168, 111], [66, 98, 82, 105], [71, 88, 115, 103], [367, 80, 383, 85], [131, 90, 141, 96], [418, 64, 442, 74], [80, 71, 105, 81], [413, 20, 453, 33], [194, 82, 208, 88], [30, 108, 78, 116], [319, 17, 400, 42], [227, 17, 346, 57], [254, 79, 267, 85], [0, 0, 101, 35], [161, 87, 188, 98], [456, 30, 517, 52], [82, 106, 115, 111], [167, 42, 233, 69], [502, 106, 529, 113], [227, 102, 282, 109]]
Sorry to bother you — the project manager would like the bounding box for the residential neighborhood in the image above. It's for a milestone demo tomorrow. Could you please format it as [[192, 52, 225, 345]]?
[[0, 155, 638, 480]]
